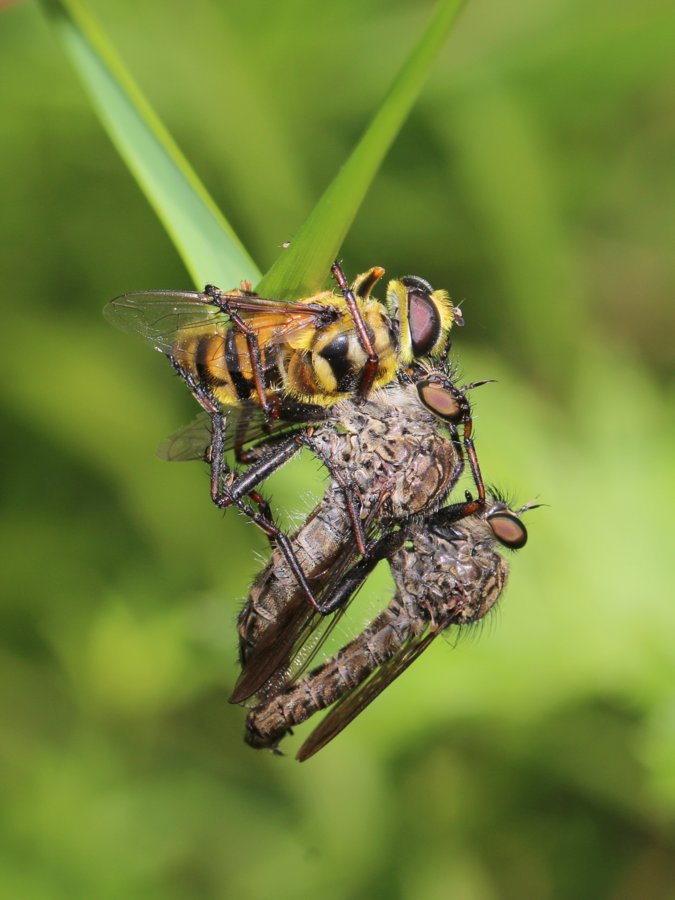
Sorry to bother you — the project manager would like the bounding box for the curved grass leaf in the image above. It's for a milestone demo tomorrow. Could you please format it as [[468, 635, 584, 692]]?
[[256, 0, 466, 299], [41, 0, 260, 290]]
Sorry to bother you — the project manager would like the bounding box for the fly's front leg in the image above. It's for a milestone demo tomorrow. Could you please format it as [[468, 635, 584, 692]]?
[[203, 284, 280, 420], [442, 380, 487, 508], [331, 261, 379, 399]]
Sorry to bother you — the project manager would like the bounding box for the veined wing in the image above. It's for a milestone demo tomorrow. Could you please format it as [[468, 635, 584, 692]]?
[[297, 614, 451, 762], [156, 412, 213, 462], [230, 507, 392, 705], [158, 400, 328, 463], [104, 289, 332, 356]]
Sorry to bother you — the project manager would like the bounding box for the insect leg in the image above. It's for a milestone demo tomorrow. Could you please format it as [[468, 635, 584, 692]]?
[[315, 526, 408, 615], [441, 380, 486, 506], [211, 425, 303, 510], [331, 261, 380, 399], [203, 284, 280, 420], [293, 431, 369, 557], [459, 406, 485, 505], [209, 418, 338, 612], [166, 354, 298, 539]]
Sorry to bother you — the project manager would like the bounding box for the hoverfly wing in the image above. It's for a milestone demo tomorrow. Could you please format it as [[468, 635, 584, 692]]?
[[157, 404, 305, 463], [157, 412, 213, 462], [104, 290, 226, 354], [105, 290, 329, 355], [297, 624, 444, 762]]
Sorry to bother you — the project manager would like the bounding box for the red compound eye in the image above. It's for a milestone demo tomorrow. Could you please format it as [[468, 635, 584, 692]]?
[[487, 512, 528, 549], [409, 291, 441, 357], [417, 380, 462, 422]]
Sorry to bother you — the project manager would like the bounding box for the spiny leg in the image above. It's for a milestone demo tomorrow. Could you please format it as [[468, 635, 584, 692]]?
[[167, 353, 293, 533], [458, 380, 492, 505], [203, 284, 280, 420], [168, 353, 376, 609], [441, 379, 486, 507], [313, 525, 408, 616], [330, 261, 380, 399]]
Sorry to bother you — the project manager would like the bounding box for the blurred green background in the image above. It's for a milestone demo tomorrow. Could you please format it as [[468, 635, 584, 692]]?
[[2, 0, 674, 897]]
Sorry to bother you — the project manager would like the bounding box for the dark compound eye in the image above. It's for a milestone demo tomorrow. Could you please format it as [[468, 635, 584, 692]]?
[[487, 511, 528, 549], [408, 291, 441, 357], [417, 379, 462, 422], [400, 276, 442, 358]]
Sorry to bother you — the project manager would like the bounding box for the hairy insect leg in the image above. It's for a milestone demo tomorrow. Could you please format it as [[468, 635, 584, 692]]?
[[166, 354, 301, 549], [443, 380, 487, 506], [314, 526, 408, 615], [168, 353, 378, 612], [207, 416, 333, 611], [330, 261, 380, 399], [203, 284, 280, 420]]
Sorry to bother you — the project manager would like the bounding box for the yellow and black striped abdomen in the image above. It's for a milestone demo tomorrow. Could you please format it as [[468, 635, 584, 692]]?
[[171, 298, 400, 409], [171, 325, 283, 407]]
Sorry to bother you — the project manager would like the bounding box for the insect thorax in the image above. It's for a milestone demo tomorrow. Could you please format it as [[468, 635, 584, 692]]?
[[393, 518, 510, 625]]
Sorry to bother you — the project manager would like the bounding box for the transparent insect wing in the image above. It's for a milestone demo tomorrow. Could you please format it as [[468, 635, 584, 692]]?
[[297, 625, 441, 761], [157, 404, 312, 463], [230, 514, 386, 705], [104, 290, 227, 354], [157, 412, 214, 462], [104, 289, 328, 357]]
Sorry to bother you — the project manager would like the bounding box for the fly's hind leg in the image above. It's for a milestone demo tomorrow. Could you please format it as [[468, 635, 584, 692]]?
[[167, 354, 334, 610], [314, 526, 408, 615], [208, 417, 341, 614]]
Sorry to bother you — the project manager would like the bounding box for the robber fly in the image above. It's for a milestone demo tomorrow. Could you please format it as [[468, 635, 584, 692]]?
[[244, 493, 533, 760], [229, 360, 489, 705]]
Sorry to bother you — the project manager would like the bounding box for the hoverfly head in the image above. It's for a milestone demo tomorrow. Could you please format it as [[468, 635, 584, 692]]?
[[387, 275, 459, 365]]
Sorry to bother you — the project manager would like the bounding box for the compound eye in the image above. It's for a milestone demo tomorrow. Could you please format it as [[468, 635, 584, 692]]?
[[487, 511, 528, 549], [409, 290, 441, 357], [417, 379, 462, 422]]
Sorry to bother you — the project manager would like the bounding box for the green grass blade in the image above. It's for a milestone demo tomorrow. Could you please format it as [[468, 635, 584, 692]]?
[[256, 0, 466, 299], [41, 0, 260, 289]]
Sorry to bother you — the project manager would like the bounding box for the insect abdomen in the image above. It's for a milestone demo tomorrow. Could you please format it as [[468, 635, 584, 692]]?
[[172, 326, 284, 407], [244, 600, 416, 750]]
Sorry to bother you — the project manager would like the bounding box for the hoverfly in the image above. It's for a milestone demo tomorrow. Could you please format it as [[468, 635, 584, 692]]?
[[244, 493, 534, 760], [229, 360, 490, 705], [105, 262, 462, 422]]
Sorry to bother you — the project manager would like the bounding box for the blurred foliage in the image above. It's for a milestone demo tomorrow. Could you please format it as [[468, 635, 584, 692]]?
[[1, 0, 674, 898]]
